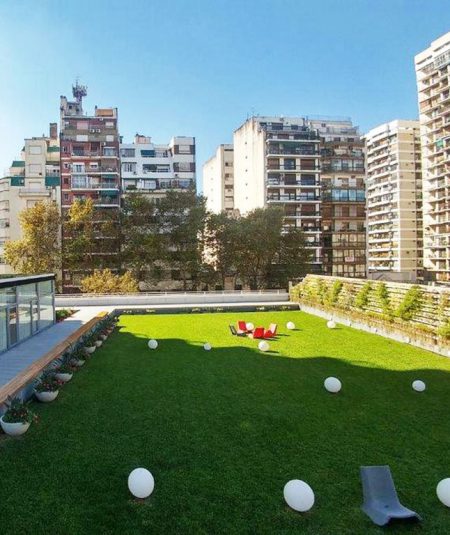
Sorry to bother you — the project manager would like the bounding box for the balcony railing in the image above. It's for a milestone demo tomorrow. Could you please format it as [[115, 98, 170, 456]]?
[[267, 165, 320, 172], [71, 178, 119, 190], [268, 195, 320, 202]]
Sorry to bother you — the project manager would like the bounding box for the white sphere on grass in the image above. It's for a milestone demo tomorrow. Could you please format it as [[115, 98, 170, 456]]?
[[128, 468, 154, 499], [324, 377, 342, 393], [412, 380, 426, 392], [283, 479, 315, 512], [286, 321, 295, 330], [437, 478, 450, 507], [327, 320, 336, 329], [204, 343, 212, 351], [246, 322, 254, 331], [258, 340, 270, 352], [148, 339, 158, 350]]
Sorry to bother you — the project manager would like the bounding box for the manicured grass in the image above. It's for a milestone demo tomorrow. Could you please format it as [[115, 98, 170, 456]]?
[[1, 310, 450, 534]]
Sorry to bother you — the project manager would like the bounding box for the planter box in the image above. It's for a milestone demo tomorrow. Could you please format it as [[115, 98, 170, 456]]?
[[35, 390, 59, 402], [0, 416, 30, 436], [55, 372, 73, 383]]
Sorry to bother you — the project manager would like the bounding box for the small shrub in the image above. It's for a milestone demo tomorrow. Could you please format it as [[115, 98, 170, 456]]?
[[35, 371, 62, 393], [396, 285, 422, 321], [376, 282, 393, 319], [2, 397, 37, 424], [354, 282, 372, 310], [325, 280, 343, 306]]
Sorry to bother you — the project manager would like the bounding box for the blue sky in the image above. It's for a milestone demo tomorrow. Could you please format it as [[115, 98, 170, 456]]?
[[0, 0, 448, 191]]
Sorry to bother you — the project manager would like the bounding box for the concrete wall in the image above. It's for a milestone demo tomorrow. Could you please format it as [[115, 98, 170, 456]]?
[[56, 290, 289, 307]]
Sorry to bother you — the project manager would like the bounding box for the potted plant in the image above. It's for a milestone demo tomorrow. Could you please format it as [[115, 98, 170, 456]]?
[[95, 337, 103, 348], [35, 371, 62, 402], [0, 397, 37, 436], [84, 334, 96, 354], [54, 361, 76, 383], [70, 350, 86, 367]]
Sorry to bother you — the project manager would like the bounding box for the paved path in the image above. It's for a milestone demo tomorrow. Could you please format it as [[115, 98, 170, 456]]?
[[0, 307, 112, 388]]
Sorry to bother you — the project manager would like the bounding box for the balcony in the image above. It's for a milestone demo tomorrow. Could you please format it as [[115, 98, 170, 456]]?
[[268, 194, 320, 203], [71, 177, 119, 190], [267, 165, 320, 172], [266, 147, 319, 156], [18, 188, 51, 197]]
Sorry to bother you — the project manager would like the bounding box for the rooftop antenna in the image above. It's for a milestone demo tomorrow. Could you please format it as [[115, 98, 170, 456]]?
[[72, 78, 87, 103]]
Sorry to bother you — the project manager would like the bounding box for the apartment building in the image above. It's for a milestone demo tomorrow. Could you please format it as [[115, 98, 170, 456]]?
[[0, 124, 60, 274], [364, 120, 423, 281], [233, 116, 323, 269], [415, 32, 450, 284], [60, 83, 121, 292], [310, 120, 366, 278], [232, 116, 364, 274], [203, 144, 234, 214], [120, 134, 195, 199]]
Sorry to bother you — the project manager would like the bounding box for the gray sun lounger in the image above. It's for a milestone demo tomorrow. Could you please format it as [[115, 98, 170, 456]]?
[[360, 466, 422, 526]]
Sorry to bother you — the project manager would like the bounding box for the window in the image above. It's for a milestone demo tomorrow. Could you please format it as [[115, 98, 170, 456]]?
[[28, 145, 42, 155], [120, 148, 135, 158], [122, 162, 137, 173], [27, 200, 38, 208], [106, 135, 115, 142], [103, 147, 116, 157], [28, 164, 42, 175]]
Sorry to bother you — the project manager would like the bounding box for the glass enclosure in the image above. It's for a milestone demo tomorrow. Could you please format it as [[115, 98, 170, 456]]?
[[0, 275, 55, 354]]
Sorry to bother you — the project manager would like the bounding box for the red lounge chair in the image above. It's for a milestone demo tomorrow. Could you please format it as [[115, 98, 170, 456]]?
[[250, 327, 265, 339], [238, 320, 251, 333], [264, 323, 277, 338]]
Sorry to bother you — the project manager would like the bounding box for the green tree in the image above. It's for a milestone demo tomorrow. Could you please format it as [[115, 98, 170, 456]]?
[[121, 193, 161, 282], [157, 188, 208, 290], [80, 269, 139, 293], [233, 207, 310, 289], [204, 212, 239, 288], [63, 199, 120, 276], [4, 201, 61, 276]]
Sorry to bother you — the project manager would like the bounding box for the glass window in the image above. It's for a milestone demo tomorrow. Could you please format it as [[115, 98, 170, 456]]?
[[0, 307, 7, 351], [38, 280, 54, 329]]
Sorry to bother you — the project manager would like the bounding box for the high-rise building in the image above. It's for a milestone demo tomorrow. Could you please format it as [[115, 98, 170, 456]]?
[[233, 116, 322, 269], [120, 134, 195, 199], [0, 124, 60, 274], [203, 144, 234, 214], [364, 120, 423, 281], [415, 32, 450, 284], [232, 116, 364, 274], [59, 83, 121, 292], [310, 119, 366, 278]]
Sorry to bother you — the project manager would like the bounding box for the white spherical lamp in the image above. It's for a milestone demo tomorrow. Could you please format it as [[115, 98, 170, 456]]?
[[324, 377, 342, 393], [437, 478, 450, 507], [327, 320, 336, 329], [283, 479, 315, 512], [204, 342, 212, 351], [246, 322, 254, 331], [286, 321, 295, 330], [258, 340, 269, 352], [148, 339, 158, 350], [412, 380, 426, 392], [128, 468, 154, 499]]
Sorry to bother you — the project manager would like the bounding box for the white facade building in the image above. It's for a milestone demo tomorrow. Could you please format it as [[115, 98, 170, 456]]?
[[415, 31, 450, 283], [120, 134, 196, 199], [0, 124, 60, 274], [364, 120, 423, 281], [203, 144, 234, 214], [233, 116, 322, 268]]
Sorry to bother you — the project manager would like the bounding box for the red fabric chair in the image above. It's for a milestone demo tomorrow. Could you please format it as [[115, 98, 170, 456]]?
[[238, 320, 250, 333], [250, 327, 265, 339], [264, 323, 277, 338]]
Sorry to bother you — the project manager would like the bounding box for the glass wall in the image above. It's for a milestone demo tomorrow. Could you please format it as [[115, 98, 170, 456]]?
[[0, 276, 55, 354], [38, 280, 54, 330]]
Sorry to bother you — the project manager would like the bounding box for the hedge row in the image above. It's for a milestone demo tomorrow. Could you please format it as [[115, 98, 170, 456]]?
[[290, 275, 450, 339]]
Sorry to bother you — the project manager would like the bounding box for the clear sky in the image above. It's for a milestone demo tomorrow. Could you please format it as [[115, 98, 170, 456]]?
[[0, 0, 448, 191]]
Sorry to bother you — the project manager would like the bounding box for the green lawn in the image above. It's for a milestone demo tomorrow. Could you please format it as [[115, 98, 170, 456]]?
[[1, 310, 450, 534]]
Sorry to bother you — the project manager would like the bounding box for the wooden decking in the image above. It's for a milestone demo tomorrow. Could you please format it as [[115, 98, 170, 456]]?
[[0, 312, 107, 407]]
